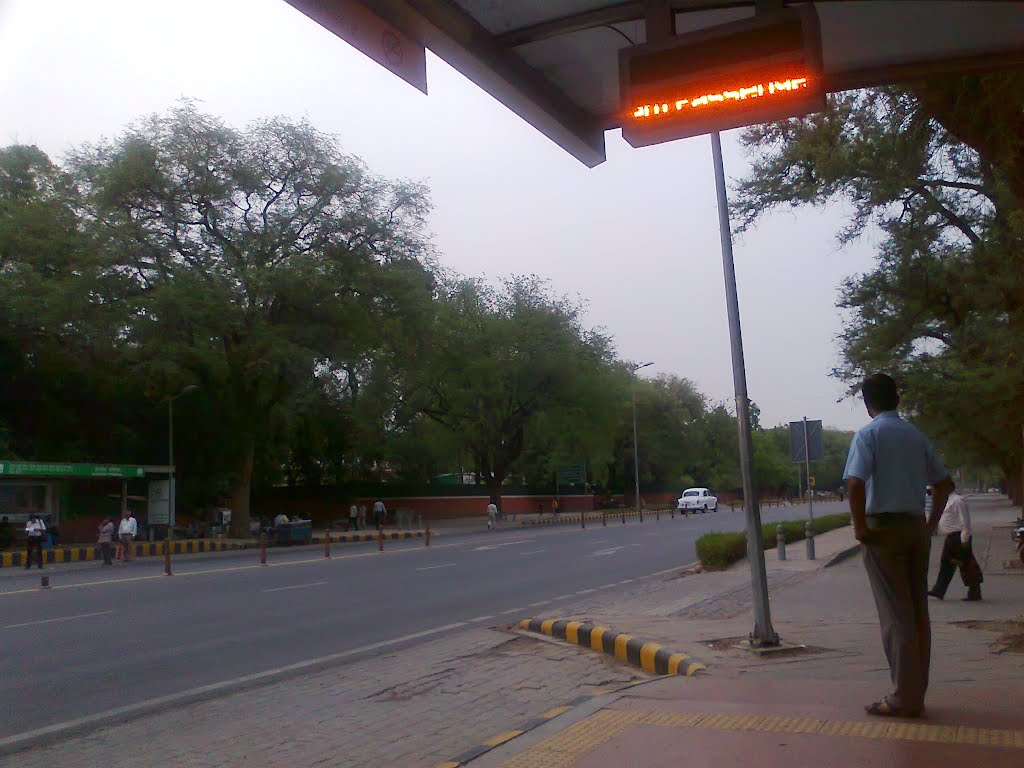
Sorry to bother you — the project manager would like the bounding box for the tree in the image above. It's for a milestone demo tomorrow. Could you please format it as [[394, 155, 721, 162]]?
[[735, 74, 1024, 502], [69, 102, 434, 533], [408, 276, 618, 501]]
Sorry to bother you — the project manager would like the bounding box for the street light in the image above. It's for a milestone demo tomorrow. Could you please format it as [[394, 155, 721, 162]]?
[[631, 362, 653, 517], [168, 384, 200, 546]]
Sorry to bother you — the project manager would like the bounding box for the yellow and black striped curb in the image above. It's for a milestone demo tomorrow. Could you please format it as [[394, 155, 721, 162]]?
[[517, 509, 677, 527], [0, 530, 426, 567], [519, 618, 706, 677]]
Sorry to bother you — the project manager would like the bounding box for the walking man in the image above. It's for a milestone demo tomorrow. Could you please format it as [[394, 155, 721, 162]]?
[[118, 509, 138, 564], [486, 500, 498, 530], [24, 513, 46, 569], [349, 502, 359, 531], [373, 499, 386, 528], [844, 373, 952, 718], [929, 485, 983, 601], [98, 516, 115, 566]]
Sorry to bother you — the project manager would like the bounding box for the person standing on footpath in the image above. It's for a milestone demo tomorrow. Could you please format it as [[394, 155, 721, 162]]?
[[118, 509, 138, 564], [373, 499, 386, 528], [486, 500, 498, 530], [844, 373, 953, 718], [348, 502, 359, 531], [98, 516, 115, 566], [929, 485, 983, 601], [24, 514, 46, 569]]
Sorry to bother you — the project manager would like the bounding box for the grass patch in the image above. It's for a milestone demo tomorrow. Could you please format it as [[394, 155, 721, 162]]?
[[696, 513, 851, 569]]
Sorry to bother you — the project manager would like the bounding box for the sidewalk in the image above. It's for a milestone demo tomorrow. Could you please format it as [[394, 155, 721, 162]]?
[[471, 495, 1024, 767]]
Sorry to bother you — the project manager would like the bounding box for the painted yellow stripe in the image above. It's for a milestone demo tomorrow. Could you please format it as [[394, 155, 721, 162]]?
[[590, 626, 607, 651], [434, 762, 461, 768], [482, 729, 525, 747], [666, 653, 689, 676], [639, 642, 662, 673], [565, 621, 582, 645], [519, 619, 531, 630], [684, 661, 707, 676], [540, 705, 572, 719], [613, 634, 633, 661], [540, 619, 556, 636]]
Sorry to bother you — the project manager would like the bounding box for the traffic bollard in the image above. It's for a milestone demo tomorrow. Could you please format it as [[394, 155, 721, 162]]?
[[777, 527, 787, 561], [621, 509, 626, 525], [806, 521, 816, 560], [164, 545, 172, 576], [40, 574, 50, 589], [602, 510, 607, 527], [325, 528, 331, 559], [378, 525, 384, 552], [671, 507, 675, 519], [656, 508, 660, 522], [425, 520, 431, 547], [260, 533, 267, 566], [581, 512, 585, 529]]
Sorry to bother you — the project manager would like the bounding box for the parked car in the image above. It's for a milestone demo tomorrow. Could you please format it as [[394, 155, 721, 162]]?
[[677, 487, 717, 513]]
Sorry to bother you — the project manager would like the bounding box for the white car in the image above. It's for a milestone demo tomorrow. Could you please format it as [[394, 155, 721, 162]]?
[[677, 487, 718, 513]]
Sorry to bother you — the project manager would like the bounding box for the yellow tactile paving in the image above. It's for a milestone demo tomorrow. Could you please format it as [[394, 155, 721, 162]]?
[[497, 709, 1024, 767], [482, 730, 525, 747]]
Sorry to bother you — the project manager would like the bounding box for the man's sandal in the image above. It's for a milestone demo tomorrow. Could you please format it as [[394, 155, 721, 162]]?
[[865, 700, 922, 718]]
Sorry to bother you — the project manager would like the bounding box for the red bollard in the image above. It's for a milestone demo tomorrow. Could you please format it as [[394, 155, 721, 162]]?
[[260, 533, 267, 566], [164, 545, 172, 576], [378, 525, 384, 552], [425, 520, 431, 547], [325, 528, 331, 559]]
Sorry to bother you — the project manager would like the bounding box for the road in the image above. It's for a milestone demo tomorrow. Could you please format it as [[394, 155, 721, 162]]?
[[0, 501, 846, 741]]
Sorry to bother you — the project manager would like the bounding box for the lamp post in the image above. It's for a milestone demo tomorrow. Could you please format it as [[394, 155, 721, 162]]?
[[168, 385, 200, 547], [631, 362, 653, 517]]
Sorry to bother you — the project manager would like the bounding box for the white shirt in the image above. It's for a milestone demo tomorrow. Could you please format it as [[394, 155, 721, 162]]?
[[118, 517, 138, 537], [486, 503, 498, 518], [349, 505, 358, 518], [937, 493, 971, 542], [25, 519, 46, 537], [273, 514, 289, 526]]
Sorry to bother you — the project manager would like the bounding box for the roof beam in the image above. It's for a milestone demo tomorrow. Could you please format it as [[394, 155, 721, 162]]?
[[367, 0, 608, 166]]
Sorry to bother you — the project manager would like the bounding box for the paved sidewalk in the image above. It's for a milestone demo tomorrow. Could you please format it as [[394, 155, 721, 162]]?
[[470, 495, 1024, 767]]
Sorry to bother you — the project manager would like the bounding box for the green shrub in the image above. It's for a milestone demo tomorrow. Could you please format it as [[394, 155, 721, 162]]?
[[695, 532, 748, 569], [696, 513, 851, 569]]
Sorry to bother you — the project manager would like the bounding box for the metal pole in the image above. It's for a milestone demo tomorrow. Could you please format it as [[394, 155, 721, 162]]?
[[710, 131, 778, 646], [631, 374, 642, 519], [803, 417, 815, 560], [169, 399, 175, 556]]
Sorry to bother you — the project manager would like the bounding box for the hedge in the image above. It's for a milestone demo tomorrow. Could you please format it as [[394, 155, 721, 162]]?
[[695, 513, 851, 569]]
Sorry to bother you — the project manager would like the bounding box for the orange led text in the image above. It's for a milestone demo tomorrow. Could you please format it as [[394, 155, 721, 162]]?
[[632, 77, 810, 120]]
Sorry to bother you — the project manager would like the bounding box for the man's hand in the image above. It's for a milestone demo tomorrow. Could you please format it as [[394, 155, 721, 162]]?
[[854, 524, 878, 545]]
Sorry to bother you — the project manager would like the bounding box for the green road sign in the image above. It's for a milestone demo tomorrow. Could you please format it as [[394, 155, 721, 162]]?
[[0, 462, 147, 479], [556, 463, 585, 485]]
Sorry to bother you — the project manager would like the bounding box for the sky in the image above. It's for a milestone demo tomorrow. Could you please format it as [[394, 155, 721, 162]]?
[[0, 0, 881, 430]]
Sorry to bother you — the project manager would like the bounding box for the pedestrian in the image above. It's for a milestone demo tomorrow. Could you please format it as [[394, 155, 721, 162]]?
[[373, 499, 386, 528], [349, 502, 359, 531], [843, 373, 953, 718], [929, 485, 983, 601], [118, 509, 138, 564], [98, 516, 115, 566], [357, 503, 367, 530], [551, 498, 559, 518], [486, 500, 498, 530], [24, 513, 46, 569]]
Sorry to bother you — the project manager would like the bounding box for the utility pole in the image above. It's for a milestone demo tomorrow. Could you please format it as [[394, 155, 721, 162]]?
[[631, 362, 653, 515]]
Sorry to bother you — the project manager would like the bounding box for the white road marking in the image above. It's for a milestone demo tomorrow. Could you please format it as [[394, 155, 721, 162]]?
[[591, 546, 624, 557], [551, 594, 574, 601], [416, 563, 457, 571], [590, 539, 608, 544], [575, 588, 598, 595], [1, 610, 114, 630], [262, 581, 328, 593], [467, 615, 495, 622], [499, 606, 528, 615], [519, 549, 545, 556], [472, 539, 536, 551]]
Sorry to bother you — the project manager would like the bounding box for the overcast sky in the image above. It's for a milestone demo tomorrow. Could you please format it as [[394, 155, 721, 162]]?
[[0, 0, 880, 430]]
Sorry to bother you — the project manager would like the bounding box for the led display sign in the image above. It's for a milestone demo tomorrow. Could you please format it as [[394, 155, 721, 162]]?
[[620, 7, 824, 146]]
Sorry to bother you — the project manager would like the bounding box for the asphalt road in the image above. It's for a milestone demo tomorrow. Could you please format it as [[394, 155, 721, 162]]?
[[0, 501, 847, 740]]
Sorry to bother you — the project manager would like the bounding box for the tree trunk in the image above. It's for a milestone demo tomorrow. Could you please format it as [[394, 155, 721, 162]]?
[[1006, 461, 1022, 508], [230, 438, 255, 538]]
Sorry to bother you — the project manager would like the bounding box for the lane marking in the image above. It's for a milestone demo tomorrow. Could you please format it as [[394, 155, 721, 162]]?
[[575, 588, 598, 595], [519, 549, 545, 555], [468, 615, 494, 622], [589, 539, 608, 544], [416, 563, 457, 571], [262, 581, 327, 593], [1, 610, 114, 630], [499, 607, 528, 615], [591, 547, 624, 557], [472, 539, 536, 551]]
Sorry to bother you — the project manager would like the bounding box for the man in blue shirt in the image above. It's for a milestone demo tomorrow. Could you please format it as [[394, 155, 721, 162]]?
[[844, 374, 953, 718]]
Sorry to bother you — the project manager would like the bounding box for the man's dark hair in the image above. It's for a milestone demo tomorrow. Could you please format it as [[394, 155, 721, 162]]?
[[862, 373, 900, 412]]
